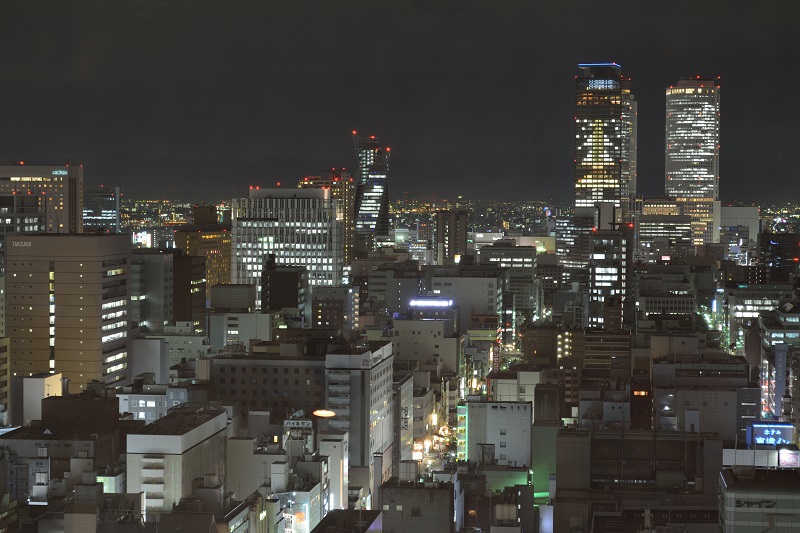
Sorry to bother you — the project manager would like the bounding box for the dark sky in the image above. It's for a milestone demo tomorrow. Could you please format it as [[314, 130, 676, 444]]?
[[1, 1, 796, 203]]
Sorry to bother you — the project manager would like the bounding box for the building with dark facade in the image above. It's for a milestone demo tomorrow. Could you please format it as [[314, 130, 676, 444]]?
[[353, 132, 390, 254], [434, 209, 469, 265], [173, 223, 231, 302], [260, 254, 308, 325], [211, 343, 326, 416], [83, 186, 120, 233]]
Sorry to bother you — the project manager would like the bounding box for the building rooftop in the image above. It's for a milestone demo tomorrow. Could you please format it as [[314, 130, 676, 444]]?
[[130, 403, 226, 436], [156, 512, 215, 533], [173, 223, 231, 233], [310, 509, 382, 533], [721, 468, 800, 493], [0, 425, 113, 441]]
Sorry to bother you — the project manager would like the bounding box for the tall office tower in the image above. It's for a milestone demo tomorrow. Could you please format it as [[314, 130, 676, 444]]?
[[665, 78, 721, 246], [353, 132, 390, 255], [83, 186, 121, 233], [0, 164, 83, 233], [574, 63, 637, 218], [173, 222, 231, 302], [231, 188, 342, 310], [588, 227, 633, 327], [434, 209, 469, 265], [299, 170, 356, 265], [555, 208, 596, 280], [325, 340, 394, 474], [6, 234, 131, 391], [174, 253, 207, 335]]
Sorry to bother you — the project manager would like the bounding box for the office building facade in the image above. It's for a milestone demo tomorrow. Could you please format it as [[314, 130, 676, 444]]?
[[0, 164, 83, 234], [299, 171, 356, 266], [231, 188, 343, 310], [665, 78, 721, 245], [173, 223, 232, 301], [574, 63, 637, 218], [83, 186, 120, 233], [6, 234, 131, 390]]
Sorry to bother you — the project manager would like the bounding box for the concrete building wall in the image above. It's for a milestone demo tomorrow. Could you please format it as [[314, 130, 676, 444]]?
[[431, 275, 504, 335], [555, 430, 591, 491], [129, 338, 168, 384], [226, 438, 283, 503], [466, 402, 531, 467], [379, 482, 455, 533], [392, 319, 460, 376], [10, 372, 63, 426], [392, 374, 414, 477], [127, 408, 227, 513], [209, 312, 273, 350], [318, 432, 349, 511]]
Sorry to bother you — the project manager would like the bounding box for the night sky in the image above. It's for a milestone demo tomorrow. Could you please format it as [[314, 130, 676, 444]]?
[[1, 1, 796, 204]]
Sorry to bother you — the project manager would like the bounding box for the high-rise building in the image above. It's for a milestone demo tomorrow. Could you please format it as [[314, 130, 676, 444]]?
[[574, 63, 637, 217], [353, 132, 390, 253], [588, 226, 634, 327], [0, 164, 83, 233], [173, 223, 232, 302], [299, 171, 356, 266], [130, 249, 208, 336], [434, 209, 469, 265], [665, 77, 721, 245], [6, 234, 131, 390], [83, 186, 121, 233], [231, 188, 342, 310], [555, 209, 595, 275], [325, 341, 394, 471]]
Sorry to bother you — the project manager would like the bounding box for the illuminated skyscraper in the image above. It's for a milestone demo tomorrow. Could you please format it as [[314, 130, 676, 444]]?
[[298, 170, 355, 265], [0, 164, 83, 233], [353, 132, 390, 253], [574, 63, 637, 218], [665, 78, 721, 245], [231, 188, 342, 310]]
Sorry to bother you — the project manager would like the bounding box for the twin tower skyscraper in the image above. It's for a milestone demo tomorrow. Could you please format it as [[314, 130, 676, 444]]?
[[574, 63, 720, 245]]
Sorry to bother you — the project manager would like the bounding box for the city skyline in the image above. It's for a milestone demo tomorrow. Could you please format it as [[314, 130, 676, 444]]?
[[1, 2, 796, 204]]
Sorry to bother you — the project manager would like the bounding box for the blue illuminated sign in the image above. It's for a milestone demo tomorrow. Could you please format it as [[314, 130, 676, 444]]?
[[51, 170, 68, 176], [747, 423, 795, 446]]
